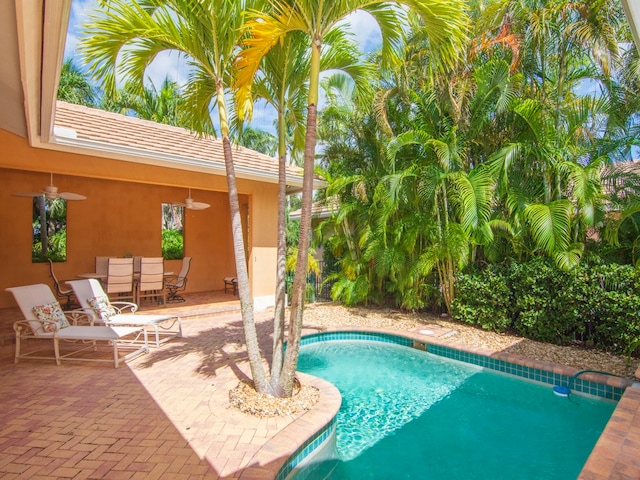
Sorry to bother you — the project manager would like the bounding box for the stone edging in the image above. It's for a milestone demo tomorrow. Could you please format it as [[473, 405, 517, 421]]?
[[238, 373, 341, 480]]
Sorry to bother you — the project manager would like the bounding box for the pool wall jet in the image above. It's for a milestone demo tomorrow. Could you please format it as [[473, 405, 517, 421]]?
[[275, 329, 635, 480]]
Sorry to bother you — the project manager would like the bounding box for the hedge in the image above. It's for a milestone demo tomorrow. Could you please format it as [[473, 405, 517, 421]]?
[[451, 258, 640, 355]]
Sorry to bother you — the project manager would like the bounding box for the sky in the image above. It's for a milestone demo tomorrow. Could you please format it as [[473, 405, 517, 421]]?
[[65, 0, 383, 134]]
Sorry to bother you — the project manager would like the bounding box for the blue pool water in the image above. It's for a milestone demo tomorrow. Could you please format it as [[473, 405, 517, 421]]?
[[296, 341, 616, 480]]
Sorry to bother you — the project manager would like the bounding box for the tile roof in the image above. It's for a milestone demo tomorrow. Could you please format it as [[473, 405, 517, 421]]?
[[53, 101, 307, 187], [289, 196, 339, 220]]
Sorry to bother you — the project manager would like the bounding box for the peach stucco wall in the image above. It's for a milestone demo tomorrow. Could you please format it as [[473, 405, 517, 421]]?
[[0, 129, 279, 309]]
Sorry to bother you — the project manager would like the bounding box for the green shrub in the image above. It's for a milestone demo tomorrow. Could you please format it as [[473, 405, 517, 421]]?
[[452, 257, 640, 353], [162, 229, 184, 260], [451, 264, 511, 332], [591, 291, 640, 354], [510, 259, 589, 344], [585, 264, 640, 354]]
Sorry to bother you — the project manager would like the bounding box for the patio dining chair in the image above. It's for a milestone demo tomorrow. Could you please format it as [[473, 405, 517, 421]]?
[[138, 257, 166, 306], [95, 256, 111, 276], [164, 257, 191, 303], [67, 279, 182, 348], [6, 283, 148, 368], [106, 257, 136, 303], [47, 259, 77, 308]]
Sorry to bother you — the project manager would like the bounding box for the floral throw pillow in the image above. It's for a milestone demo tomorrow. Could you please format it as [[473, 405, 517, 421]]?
[[32, 301, 71, 332], [87, 295, 116, 322]]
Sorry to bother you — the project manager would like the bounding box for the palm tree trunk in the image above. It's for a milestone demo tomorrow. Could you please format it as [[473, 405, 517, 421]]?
[[278, 38, 322, 397], [37, 196, 48, 256], [217, 80, 270, 394], [270, 107, 288, 391]]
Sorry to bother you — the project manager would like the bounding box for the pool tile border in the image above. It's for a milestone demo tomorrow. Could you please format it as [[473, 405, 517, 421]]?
[[301, 330, 631, 400], [238, 373, 341, 480], [274, 418, 336, 480], [274, 328, 635, 480]]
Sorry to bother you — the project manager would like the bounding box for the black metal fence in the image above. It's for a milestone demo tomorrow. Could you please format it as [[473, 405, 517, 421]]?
[[286, 261, 334, 303]]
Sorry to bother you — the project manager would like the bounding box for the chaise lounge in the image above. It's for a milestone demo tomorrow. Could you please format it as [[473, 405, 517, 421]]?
[[67, 279, 182, 348], [6, 283, 148, 368]]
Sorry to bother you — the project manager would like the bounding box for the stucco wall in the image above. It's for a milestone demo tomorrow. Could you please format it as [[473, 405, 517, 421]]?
[[0, 129, 279, 309]]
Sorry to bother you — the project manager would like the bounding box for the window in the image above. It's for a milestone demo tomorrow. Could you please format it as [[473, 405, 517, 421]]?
[[32, 197, 67, 262], [162, 203, 184, 259]]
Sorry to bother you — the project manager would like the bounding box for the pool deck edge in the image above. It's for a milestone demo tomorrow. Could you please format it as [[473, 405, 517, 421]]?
[[238, 373, 341, 480], [579, 386, 640, 479]]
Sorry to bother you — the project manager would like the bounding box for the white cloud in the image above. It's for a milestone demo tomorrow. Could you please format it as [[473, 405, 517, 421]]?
[[145, 51, 191, 88], [339, 10, 383, 53]]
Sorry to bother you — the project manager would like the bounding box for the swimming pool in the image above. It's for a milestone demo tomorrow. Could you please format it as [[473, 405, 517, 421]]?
[[292, 339, 616, 480]]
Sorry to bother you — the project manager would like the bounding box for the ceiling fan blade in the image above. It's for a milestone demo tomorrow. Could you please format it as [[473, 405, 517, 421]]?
[[189, 202, 210, 210], [58, 192, 87, 201], [13, 191, 45, 197], [169, 188, 209, 210]]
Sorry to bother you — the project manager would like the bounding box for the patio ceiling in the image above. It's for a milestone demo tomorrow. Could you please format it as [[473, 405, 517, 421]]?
[[0, 0, 639, 181]]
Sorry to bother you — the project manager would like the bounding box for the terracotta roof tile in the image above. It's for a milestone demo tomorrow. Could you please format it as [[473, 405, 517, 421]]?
[[53, 101, 306, 186]]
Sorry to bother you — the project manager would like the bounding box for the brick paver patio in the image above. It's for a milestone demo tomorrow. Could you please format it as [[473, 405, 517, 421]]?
[[0, 294, 339, 479]]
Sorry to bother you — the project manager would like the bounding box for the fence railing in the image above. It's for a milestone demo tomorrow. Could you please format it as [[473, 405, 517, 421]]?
[[286, 261, 334, 303]]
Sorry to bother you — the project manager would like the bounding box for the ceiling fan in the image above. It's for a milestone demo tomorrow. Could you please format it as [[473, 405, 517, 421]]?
[[13, 173, 87, 200], [173, 188, 210, 210]]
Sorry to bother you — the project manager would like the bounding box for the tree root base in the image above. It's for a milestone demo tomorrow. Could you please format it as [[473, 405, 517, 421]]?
[[229, 379, 320, 417]]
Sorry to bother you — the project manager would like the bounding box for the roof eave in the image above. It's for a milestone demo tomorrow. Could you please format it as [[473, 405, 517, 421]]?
[[14, 1, 326, 193], [47, 132, 327, 190], [621, 0, 640, 55]]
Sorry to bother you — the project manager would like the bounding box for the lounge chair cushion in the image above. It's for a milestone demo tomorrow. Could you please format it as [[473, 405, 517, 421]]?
[[87, 295, 116, 321], [32, 301, 70, 332]]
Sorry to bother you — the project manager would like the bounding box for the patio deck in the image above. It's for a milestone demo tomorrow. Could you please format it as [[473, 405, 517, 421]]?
[[0, 291, 638, 479], [0, 290, 340, 479]]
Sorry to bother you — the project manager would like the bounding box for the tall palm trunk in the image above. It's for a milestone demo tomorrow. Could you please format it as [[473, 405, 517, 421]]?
[[278, 39, 321, 396], [216, 81, 270, 393], [270, 106, 288, 392], [37, 196, 48, 256]]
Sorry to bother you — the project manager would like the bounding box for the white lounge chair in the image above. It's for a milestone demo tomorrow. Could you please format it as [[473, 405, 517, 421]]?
[[6, 283, 148, 368], [67, 279, 182, 348]]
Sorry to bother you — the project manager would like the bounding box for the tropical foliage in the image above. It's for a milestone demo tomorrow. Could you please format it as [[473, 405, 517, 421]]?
[[317, 0, 640, 315], [102, 77, 189, 128], [58, 59, 98, 107], [31, 198, 67, 262]]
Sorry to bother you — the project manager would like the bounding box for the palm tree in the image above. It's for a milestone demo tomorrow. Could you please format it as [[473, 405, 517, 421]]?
[[240, 28, 375, 393], [80, 0, 273, 393], [106, 77, 188, 128], [485, 0, 627, 269], [242, 34, 310, 391], [236, 0, 468, 395], [57, 59, 97, 106]]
